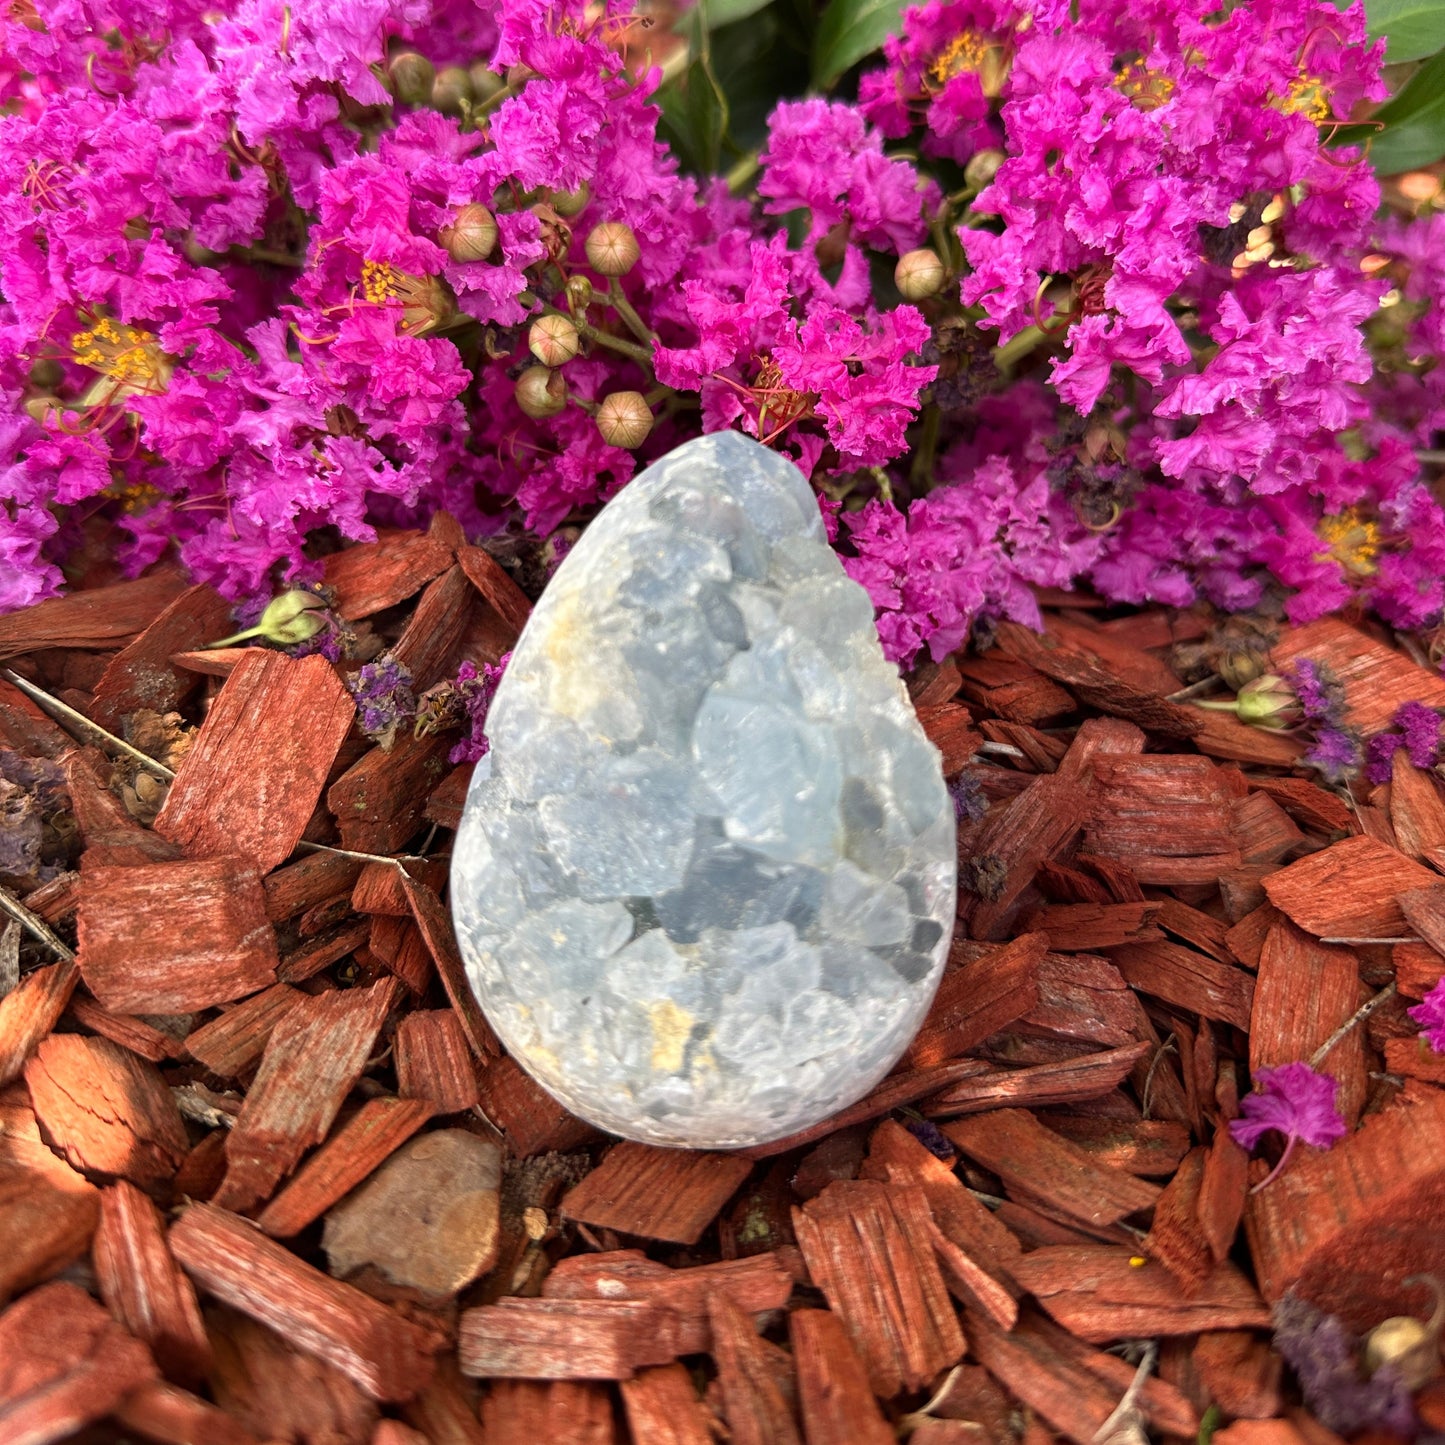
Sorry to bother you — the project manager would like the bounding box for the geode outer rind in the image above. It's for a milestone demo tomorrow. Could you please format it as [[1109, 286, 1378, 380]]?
[[451, 432, 957, 1148]]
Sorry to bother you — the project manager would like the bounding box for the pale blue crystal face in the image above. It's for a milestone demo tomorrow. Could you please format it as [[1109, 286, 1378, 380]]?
[[451, 432, 958, 1148]]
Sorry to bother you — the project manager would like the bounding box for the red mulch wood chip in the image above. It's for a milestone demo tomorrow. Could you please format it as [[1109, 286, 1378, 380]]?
[[212, 975, 401, 1212], [945, 1107, 1161, 1229], [480, 1379, 617, 1440], [171, 1202, 442, 1400], [154, 650, 356, 873], [791, 1179, 965, 1398], [183, 982, 305, 1077], [456, 543, 534, 640], [322, 521, 457, 621], [395, 1009, 481, 1113], [112, 1381, 264, 1445], [475, 1054, 598, 1157], [0, 1084, 100, 1304], [618, 1364, 716, 1445], [1250, 922, 1367, 1125], [24, 1033, 188, 1188], [256, 1094, 434, 1238], [1109, 940, 1256, 1031], [0, 1279, 159, 1445], [1244, 1082, 1445, 1330], [1009, 1246, 1270, 1341], [906, 931, 1046, 1068], [11, 566, 1445, 1441], [206, 1303, 381, 1442], [1263, 833, 1437, 939], [788, 1307, 892, 1445], [78, 855, 277, 1014], [400, 871, 499, 1060], [328, 731, 453, 856], [1271, 615, 1445, 733], [93, 1179, 212, 1382], [707, 1291, 803, 1445], [0, 570, 187, 661], [459, 1298, 681, 1381], [88, 584, 234, 731], [0, 959, 78, 1089], [543, 1249, 797, 1355], [561, 1142, 752, 1245]]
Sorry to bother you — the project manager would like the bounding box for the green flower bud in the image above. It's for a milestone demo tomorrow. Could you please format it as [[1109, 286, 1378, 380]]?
[[552, 181, 591, 218], [431, 65, 473, 116], [1196, 673, 1301, 730], [565, 275, 594, 313], [894, 248, 946, 300], [515, 365, 567, 419], [529, 314, 581, 368], [439, 203, 498, 263], [585, 221, 640, 278], [468, 63, 506, 101], [207, 590, 329, 649], [387, 50, 435, 106], [964, 148, 1006, 190]]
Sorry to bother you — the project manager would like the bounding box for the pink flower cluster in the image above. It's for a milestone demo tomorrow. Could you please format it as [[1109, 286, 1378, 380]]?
[[0, 0, 937, 607]]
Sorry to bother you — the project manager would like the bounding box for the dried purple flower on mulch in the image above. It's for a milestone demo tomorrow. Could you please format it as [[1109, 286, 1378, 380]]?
[[1365, 701, 1445, 784], [1271, 1293, 1418, 1439], [347, 656, 417, 750]]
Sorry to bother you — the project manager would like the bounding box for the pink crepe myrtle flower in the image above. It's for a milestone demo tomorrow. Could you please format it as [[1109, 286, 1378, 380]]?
[[1409, 978, 1445, 1054], [1230, 1061, 1348, 1191]]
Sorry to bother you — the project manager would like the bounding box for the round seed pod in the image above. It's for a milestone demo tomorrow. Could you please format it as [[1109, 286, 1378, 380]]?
[[895, 248, 946, 300], [387, 51, 436, 106], [468, 62, 506, 102], [515, 366, 567, 419], [595, 391, 653, 449], [431, 65, 474, 116], [552, 182, 591, 218], [439, 204, 498, 263], [585, 221, 640, 278], [529, 315, 581, 368], [964, 148, 1006, 190], [565, 275, 595, 313]]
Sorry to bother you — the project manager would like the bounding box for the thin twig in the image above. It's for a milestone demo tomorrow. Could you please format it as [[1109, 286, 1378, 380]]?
[[1140, 1033, 1177, 1121], [1, 667, 175, 781], [977, 740, 1025, 759], [1091, 1341, 1158, 1445], [1166, 676, 1226, 702], [292, 840, 430, 869], [1310, 981, 1398, 1069], [1319, 936, 1420, 945], [0, 883, 76, 961]]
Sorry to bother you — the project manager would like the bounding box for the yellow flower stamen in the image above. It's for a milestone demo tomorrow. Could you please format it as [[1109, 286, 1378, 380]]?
[[1279, 73, 1332, 125], [1114, 60, 1176, 111], [358, 260, 454, 334], [1315, 510, 1381, 577], [68, 316, 173, 400]]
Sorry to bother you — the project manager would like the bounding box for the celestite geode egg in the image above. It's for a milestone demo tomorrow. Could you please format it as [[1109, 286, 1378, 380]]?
[[451, 432, 958, 1148]]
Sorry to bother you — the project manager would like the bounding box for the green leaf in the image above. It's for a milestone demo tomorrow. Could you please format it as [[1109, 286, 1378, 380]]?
[[1342, 46, 1445, 173], [1365, 0, 1445, 62], [657, 54, 731, 175], [811, 0, 905, 89]]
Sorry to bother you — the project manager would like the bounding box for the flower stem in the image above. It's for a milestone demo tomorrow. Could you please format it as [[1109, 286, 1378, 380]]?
[[1249, 1132, 1298, 1194], [607, 283, 655, 347], [575, 318, 653, 367], [726, 150, 760, 196], [992, 323, 1047, 373]]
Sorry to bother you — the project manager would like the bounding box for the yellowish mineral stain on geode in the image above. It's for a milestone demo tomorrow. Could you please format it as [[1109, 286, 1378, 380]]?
[[542, 585, 619, 729], [649, 999, 693, 1072]]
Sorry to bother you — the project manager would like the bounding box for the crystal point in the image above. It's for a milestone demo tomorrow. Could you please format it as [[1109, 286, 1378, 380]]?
[[452, 432, 957, 1147]]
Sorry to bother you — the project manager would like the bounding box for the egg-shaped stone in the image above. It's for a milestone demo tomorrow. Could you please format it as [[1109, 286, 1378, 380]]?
[[451, 432, 958, 1148]]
